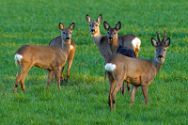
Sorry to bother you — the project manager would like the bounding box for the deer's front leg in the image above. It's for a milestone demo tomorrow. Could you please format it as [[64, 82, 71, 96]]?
[[130, 85, 138, 105], [66, 48, 75, 82], [142, 85, 148, 105]]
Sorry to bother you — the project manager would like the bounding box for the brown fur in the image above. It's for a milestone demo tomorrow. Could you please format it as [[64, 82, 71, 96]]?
[[86, 15, 129, 95], [86, 14, 112, 63], [106, 32, 170, 111], [14, 22, 75, 93], [49, 36, 76, 80], [14, 44, 70, 93], [103, 21, 141, 94], [103, 21, 141, 57]]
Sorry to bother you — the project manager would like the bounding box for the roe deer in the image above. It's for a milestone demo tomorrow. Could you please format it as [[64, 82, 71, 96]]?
[[86, 14, 112, 63], [103, 21, 141, 57], [103, 21, 141, 94], [49, 25, 76, 82], [13, 22, 75, 93], [86, 15, 129, 94], [105, 32, 170, 111]]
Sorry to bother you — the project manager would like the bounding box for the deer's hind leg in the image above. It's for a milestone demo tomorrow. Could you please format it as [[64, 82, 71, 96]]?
[[14, 63, 32, 93], [121, 81, 131, 95], [109, 80, 115, 111], [110, 78, 124, 111], [107, 73, 115, 111], [60, 66, 65, 83]]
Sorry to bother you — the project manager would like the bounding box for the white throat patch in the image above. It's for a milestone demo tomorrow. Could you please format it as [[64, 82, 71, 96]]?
[[70, 45, 74, 50]]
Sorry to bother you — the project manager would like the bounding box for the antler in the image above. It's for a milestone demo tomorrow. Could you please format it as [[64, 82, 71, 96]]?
[[156, 32, 161, 42], [162, 31, 167, 42]]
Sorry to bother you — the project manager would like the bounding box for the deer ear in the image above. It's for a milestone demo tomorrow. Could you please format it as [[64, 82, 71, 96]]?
[[69, 22, 75, 30], [97, 14, 102, 23], [115, 21, 121, 30], [164, 37, 170, 47], [103, 21, 110, 30], [86, 14, 91, 23], [59, 23, 64, 30], [151, 38, 158, 47]]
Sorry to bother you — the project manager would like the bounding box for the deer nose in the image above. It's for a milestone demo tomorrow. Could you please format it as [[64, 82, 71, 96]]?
[[66, 37, 70, 40], [158, 55, 163, 58], [109, 37, 112, 40], [91, 29, 95, 32]]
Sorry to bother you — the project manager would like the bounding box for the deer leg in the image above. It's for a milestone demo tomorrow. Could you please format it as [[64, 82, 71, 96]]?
[[130, 86, 138, 105], [109, 80, 115, 112], [66, 49, 75, 82], [121, 81, 125, 95], [60, 66, 65, 83], [14, 73, 22, 93], [121, 81, 131, 95], [142, 85, 148, 105], [13, 64, 31, 93], [111, 78, 124, 110], [127, 82, 131, 94], [20, 64, 32, 93], [47, 70, 54, 89], [55, 67, 62, 90], [107, 73, 115, 111]]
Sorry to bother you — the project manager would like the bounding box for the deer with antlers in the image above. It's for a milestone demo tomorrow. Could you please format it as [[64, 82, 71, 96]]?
[[105, 32, 170, 111]]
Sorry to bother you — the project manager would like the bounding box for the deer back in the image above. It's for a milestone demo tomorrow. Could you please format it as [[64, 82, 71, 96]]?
[[16, 45, 67, 68]]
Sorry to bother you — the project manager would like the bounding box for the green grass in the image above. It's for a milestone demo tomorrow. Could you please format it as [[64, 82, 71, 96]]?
[[0, 0, 188, 124]]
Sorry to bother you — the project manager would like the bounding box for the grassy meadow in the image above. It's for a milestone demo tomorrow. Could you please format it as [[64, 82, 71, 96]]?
[[0, 0, 188, 124]]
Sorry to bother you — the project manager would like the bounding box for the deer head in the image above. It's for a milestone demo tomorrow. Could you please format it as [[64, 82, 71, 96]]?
[[103, 21, 121, 43], [59, 22, 75, 44], [86, 14, 102, 36], [151, 32, 170, 64]]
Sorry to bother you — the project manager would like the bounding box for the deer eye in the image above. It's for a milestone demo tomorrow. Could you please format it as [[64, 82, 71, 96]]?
[[107, 31, 110, 34], [63, 32, 66, 34]]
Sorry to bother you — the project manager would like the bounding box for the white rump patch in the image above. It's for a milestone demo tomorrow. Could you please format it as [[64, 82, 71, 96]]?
[[105, 63, 116, 72], [132, 37, 141, 49], [14, 54, 23, 65]]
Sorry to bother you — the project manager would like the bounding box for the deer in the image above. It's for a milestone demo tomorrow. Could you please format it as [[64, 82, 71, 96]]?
[[103, 21, 141, 57], [104, 32, 170, 111], [103, 21, 141, 94], [13, 22, 75, 93], [86, 14, 130, 94], [86, 14, 112, 63], [49, 24, 76, 82], [85, 15, 137, 94]]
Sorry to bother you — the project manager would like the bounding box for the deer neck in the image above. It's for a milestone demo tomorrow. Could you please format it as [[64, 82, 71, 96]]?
[[110, 36, 119, 54], [153, 57, 162, 73], [61, 37, 71, 57], [92, 31, 102, 45]]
